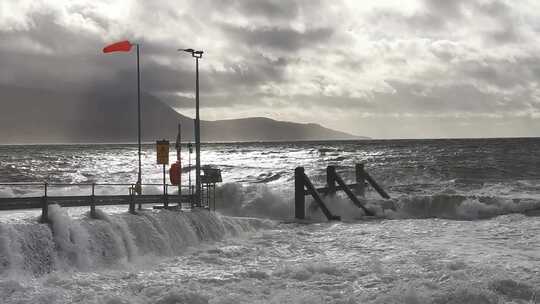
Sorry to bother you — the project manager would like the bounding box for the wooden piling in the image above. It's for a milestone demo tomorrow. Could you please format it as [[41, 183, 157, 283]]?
[[355, 164, 366, 197], [295, 167, 306, 219], [326, 166, 336, 196]]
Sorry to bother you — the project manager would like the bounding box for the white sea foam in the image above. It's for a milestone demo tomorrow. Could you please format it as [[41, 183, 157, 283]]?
[[0, 206, 272, 277], [212, 182, 540, 221]]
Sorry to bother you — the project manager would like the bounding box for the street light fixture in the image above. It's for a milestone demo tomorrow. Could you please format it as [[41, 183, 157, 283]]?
[[179, 48, 203, 207]]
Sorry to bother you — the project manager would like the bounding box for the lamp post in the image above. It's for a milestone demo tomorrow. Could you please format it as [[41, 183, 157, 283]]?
[[103, 40, 143, 195], [179, 48, 203, 207]]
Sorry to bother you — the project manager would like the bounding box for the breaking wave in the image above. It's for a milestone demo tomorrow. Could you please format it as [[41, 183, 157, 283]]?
[[213, 183, 540, 221], [0, 206, 271, 276], [308, 193, 540, 221], [384, 194, 540, 220]]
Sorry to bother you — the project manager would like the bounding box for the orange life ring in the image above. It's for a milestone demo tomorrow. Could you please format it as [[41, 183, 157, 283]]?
[[169, 161, 181, 185]]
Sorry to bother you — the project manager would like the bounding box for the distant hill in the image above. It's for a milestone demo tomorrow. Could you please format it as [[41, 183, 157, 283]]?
[[0, 85, 367, 144]]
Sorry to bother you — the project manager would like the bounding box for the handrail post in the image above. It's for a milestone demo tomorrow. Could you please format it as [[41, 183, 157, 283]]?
[[137, 184, 142, 211], [129, 184, 136, 214], [295, 167, 306, 220], [90, 183, 96, 218], [355, 164, 366, 197], [40, 182, 48, 223]]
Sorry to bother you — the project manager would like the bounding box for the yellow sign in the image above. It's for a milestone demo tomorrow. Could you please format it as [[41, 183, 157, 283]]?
[[156, 140, 169, 164]]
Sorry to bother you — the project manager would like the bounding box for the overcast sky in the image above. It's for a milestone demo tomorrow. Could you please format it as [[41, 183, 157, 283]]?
[[2, 0, 540, 139]]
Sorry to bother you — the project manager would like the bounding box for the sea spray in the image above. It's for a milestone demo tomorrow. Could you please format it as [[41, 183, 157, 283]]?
[[0, 221, 55, 276], [48, 205, 92, 271], [385, 194, 540, 220], [0, 206, 272, 277], [215, 183, 292, 219], [213, 182, 540, 221], [0, 224, 24, 276]]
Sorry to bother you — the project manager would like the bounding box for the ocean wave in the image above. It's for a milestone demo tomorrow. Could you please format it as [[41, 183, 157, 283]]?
[[215, 183, 292, 219], [383, 194, 540, 220], [320, 193, 540, 221], [0, 207, 272, 276], [213, 183, 540, 221]]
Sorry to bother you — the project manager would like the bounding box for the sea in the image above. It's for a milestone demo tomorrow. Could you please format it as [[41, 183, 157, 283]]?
[[0, 138, 539, 304]]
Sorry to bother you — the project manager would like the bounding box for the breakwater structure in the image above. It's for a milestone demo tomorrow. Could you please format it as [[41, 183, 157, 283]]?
[[295, 164, 390, 220]]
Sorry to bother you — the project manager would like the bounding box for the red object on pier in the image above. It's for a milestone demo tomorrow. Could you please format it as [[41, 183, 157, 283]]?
[[169, 161, 181, 185], [102, 40, 132, 53]]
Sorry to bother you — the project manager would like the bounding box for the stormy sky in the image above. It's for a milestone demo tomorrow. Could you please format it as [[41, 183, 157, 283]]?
[[2, 0, 540, 139]]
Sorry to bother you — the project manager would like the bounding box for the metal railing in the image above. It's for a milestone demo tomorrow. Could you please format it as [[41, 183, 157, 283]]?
[[0, 182, 196, 222]]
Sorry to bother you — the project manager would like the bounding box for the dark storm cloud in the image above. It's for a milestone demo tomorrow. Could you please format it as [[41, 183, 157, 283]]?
[[221, 23, 334, 52], [423, 0, 465, 19], [370, 0, 522, 44], [210, 54, 288, 87], [1, 0, 540, 139], [0, 3, 297, 107], [230, 0, 299, 19], [0, 12, 114, 91]]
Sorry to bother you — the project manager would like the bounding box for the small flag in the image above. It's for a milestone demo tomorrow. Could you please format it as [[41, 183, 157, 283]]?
[[103, 40, 132, 53]]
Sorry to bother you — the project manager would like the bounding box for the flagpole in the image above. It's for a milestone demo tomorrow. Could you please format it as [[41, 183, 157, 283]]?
[[136, 43, 142, 195], [102, 40, 142, 195]]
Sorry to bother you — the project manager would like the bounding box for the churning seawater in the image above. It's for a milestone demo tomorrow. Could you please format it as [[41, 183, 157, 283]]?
[[0, 138, 539, 303]]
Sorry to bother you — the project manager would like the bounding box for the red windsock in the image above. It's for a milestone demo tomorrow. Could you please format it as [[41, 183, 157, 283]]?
[[103, 40, 132, 53]]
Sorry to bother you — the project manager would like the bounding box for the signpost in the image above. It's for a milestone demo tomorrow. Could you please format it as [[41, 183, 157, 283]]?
[[156, 140, 169, 207]]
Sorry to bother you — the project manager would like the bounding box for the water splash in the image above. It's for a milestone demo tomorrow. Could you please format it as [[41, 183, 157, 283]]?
[[0, 206, 272, 277]]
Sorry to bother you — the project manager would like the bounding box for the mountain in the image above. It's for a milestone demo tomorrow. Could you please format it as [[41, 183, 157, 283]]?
[[201, 117, 362, 142], [0, 85, 366, 144]]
